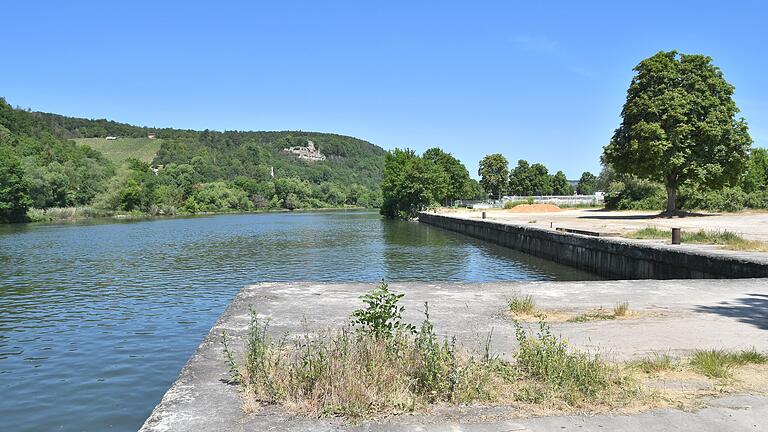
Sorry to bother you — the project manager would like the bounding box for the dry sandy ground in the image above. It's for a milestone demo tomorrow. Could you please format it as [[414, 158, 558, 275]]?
[[447, 208, 768, 242]]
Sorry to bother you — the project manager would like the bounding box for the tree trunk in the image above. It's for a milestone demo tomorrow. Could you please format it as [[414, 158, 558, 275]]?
[[665, 183, 677, 214]]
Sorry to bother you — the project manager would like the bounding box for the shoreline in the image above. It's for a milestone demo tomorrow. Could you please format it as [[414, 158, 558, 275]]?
[[3, 206, 376, 227]]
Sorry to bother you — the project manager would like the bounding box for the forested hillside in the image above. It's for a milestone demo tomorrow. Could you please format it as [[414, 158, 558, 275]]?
[[0, 98, 386, 222]]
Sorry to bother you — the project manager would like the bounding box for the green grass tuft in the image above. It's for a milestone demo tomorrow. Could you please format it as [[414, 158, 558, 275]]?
[[508, 294, 536, 314], [613, 302, 629, 317], [690, 348, 768, 378]]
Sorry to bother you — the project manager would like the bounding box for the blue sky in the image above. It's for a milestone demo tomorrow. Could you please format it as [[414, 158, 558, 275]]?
[[2, 1, 766, 178]]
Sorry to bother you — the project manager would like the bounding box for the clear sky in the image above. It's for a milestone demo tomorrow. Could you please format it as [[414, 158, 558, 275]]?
[[2, 1, 766, 178]]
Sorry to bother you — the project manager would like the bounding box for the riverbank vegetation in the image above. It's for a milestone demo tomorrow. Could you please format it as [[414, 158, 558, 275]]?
[[223, 283, 635, 419], [380, 148, 483, 219], [223, 283, 768, 421], [0, 98, 385, 223]]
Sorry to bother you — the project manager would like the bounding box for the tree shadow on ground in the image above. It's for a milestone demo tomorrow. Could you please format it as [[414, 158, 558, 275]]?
[[695, 293, 768, 330], [577, 209, 717, 221]]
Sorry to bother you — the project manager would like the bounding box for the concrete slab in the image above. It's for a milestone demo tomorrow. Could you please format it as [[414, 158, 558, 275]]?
[[140, 280, 768, 431], [451, 208, 768, 243]]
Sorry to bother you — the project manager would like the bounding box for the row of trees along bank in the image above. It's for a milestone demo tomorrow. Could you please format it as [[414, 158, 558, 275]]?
[[380, 148, 484, 219], [478, 50, 764, 214], [477, 155, 597, 199]]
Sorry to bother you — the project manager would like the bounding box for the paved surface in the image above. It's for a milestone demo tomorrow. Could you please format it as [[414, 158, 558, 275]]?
[[448, 208, 768, 243], [140, 280, 768, 431]]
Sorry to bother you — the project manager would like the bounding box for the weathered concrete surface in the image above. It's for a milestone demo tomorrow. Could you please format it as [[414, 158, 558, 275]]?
[[454, 208, 768, 242], [419, 212, 768, 279], [141, 280, 768, 431]]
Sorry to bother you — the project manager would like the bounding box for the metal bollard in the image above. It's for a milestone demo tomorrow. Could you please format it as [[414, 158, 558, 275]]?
[[482, 211, 486, 219], [671, 227, 681, 245]]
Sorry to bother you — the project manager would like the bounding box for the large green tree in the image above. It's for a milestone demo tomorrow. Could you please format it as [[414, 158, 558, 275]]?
[[528, 163, 552, 195], [576, 171, 598, 195], [742, 148, 768, 194], [603, 51, 752, 213], [551, 170, 574, 195], [423, 147, 471, 206], [0, 145, 32, 222], [509, 159, 533, 196], [380, 149, 449, 219], [478, 153, 508, 199]]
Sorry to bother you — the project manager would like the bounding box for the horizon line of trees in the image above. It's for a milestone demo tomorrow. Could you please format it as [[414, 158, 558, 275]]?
[[478, 154, 599, 200]]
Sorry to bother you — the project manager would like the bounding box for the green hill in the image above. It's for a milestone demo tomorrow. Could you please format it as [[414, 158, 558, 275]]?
[[0, 97, 386, 222], [74, 137, 162, 164]]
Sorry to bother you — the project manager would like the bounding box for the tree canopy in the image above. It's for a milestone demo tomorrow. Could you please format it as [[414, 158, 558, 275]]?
[[0, 144, 32, 222], [380, 147, 480, 219], [603, 51, 752, 213], [0, 97, 388, 220], [423, 147, 471, 206], [576, 171, 598, 195], [551, 170, 574, 195], [478, 154, 508, 200]]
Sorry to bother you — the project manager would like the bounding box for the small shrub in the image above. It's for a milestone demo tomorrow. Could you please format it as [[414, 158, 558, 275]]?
[[679, 186, 746, 212], [351, 281, 416, 338], [604, 177, 665, 210], [508, 294, 536, 314], [504, 200, 528, 209], [613, 302, 629, 317]]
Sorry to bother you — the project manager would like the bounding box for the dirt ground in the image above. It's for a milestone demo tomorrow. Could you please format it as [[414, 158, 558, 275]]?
[[448, 208, 768, 242]]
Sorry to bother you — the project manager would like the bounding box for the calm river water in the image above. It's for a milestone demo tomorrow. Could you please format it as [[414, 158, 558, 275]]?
[[0, 211, 596, 431]]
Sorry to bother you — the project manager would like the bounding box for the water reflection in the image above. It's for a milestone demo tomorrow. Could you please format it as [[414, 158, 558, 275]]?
[[0, 211, 596, 432]]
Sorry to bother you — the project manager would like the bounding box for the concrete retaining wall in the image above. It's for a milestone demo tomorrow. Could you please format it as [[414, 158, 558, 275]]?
[[418, 212, 768, 279]]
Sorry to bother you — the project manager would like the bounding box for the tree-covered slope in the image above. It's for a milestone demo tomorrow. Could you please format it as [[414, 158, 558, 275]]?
[[0, 98, 386, 221]]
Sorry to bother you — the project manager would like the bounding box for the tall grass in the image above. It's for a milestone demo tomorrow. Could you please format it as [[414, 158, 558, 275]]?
[[690, 348, 768, 378], [513, 319, 627, 405], [223, 286, 634, 419], [223, 307, 491, 418], [625, 227, 768, 251]]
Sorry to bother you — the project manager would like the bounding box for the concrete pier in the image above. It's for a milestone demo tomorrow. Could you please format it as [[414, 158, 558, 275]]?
[[418, 212, 768, 279], [140, 280, 768, 431]]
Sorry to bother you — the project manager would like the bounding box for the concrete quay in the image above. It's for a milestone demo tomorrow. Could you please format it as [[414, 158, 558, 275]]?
[[418, 212, 768, 279], [140, 280, 768, 431]]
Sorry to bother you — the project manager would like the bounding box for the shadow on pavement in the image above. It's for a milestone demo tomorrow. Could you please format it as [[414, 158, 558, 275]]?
[[695, 293, 768, 330]]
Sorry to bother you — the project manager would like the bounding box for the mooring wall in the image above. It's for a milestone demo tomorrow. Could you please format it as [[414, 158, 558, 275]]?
[[418, 212, 768, 279]]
